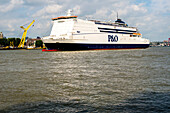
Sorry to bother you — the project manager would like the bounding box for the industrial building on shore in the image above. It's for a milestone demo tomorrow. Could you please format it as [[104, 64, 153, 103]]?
[[0, 32, 3, 39], [150, 38, 170, 47]]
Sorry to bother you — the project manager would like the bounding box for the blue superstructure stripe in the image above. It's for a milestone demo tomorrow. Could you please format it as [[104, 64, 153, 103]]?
[[100, 30, 134, 34], [98, 27, 136, 33]]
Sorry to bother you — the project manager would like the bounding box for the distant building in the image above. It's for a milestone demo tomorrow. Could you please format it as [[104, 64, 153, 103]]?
[[26, 38, 41, 47], [0, 32, 3, 38]]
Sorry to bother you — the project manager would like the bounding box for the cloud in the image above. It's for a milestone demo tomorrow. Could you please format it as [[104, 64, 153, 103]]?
[[32, 4, 63, 18], [151, 0, 170, 14], [0, 0, 169, 41], [132, 3, 147, 13], [73, 5, 81, 15], [0, 0, 24, 12]]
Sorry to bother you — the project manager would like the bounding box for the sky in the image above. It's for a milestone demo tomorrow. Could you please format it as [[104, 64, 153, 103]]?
[[0, 0, 170, 41]]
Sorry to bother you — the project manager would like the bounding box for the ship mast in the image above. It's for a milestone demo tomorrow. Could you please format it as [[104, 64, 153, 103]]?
[[67, 9, 72, 16]]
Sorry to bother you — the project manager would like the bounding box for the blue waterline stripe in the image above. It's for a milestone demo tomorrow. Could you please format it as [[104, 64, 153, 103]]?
[[45, 43, 150, 50]]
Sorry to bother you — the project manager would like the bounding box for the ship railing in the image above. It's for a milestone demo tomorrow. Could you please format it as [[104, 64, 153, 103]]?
[[89, 20, 136, 28]]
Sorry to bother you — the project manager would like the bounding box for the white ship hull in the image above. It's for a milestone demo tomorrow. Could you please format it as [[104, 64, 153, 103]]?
[[42, 11, 150, 51]]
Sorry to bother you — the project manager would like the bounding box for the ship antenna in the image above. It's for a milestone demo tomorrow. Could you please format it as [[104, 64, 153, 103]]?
[[117, 12, 118, 20]]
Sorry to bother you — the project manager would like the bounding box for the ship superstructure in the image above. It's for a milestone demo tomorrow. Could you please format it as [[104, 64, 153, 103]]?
[[42, 10, 150, 51]]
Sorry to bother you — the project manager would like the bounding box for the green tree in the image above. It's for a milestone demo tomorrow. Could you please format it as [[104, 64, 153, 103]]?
[[156, 42, 160, 45], [35, 40, 43, 47], [150, 42, 153, 46], [15, 38, 21, 47], [0, 39, 7, 47], [7, 38, 15, 46], [0, 38, 21, 47]]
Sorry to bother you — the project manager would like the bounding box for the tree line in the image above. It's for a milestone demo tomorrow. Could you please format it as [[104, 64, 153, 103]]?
[[0, 38, 20, 47], [0, 38, 43, 47]]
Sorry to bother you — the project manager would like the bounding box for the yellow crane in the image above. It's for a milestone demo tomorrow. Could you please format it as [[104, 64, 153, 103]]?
[[10, 41, 14, 48], [18, 20, 35, 48]]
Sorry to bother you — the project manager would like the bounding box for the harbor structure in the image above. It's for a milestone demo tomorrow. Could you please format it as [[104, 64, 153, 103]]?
[[150, 38, 170, 47], [18, 20, 35, 48], [0, 20, 35, 50]]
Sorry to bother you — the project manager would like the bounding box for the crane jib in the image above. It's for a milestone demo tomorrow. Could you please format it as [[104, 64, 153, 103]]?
[[18, 20, 35, 48]]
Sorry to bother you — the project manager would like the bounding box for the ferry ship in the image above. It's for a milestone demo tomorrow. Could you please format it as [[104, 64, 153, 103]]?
[[42, 10, 150, 51]]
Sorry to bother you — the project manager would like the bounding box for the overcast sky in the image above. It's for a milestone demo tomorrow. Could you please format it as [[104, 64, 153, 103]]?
[[0, 0, 169, 41]]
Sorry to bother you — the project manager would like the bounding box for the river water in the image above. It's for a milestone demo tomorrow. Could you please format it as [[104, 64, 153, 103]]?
[[0, 47, 169, 113]]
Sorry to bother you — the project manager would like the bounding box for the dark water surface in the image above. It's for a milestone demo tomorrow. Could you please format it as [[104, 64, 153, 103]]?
[[0, 47, 169, 113]]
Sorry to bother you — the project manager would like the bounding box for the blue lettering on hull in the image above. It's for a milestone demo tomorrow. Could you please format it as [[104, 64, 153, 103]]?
[[108, 35, 118, 42]]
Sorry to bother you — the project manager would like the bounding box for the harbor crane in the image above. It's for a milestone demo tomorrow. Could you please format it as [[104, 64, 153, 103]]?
[[18, 20, 35, 48]]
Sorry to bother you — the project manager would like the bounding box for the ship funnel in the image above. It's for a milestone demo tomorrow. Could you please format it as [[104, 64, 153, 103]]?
[[67, 9, 72, 16]]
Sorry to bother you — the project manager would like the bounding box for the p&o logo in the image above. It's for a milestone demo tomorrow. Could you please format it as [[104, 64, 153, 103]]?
[[108, 35, 118, 42]]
